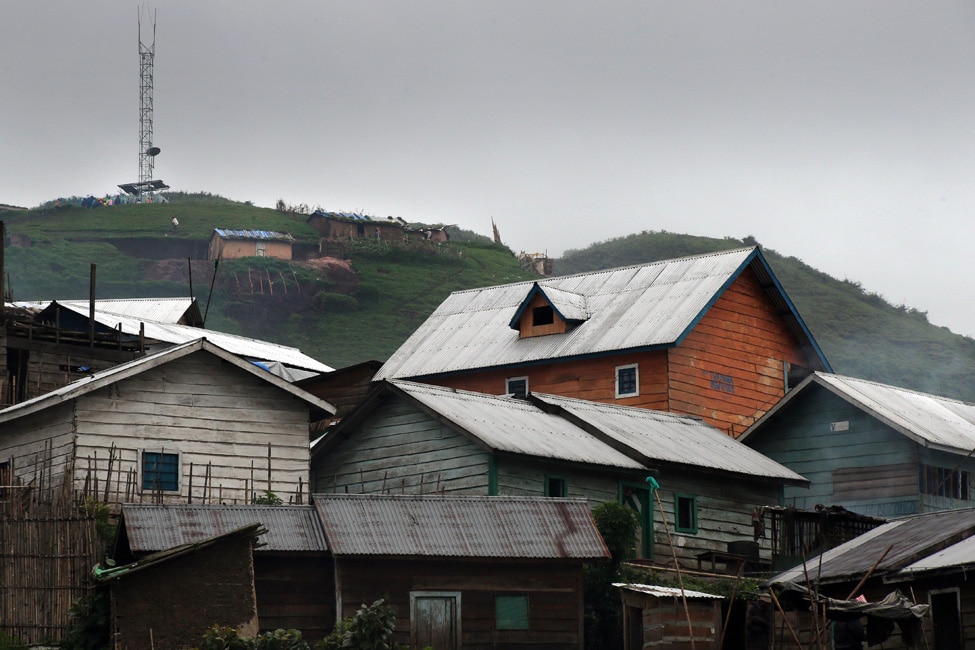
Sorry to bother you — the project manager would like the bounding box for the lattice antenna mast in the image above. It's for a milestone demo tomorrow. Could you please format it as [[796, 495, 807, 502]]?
[[138, 8, 157, 186]]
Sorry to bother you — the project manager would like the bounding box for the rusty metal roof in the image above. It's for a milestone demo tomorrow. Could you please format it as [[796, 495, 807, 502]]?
[[376, 247, 830, 381], [742, 372, 975, 454], [767, 508, 975, 586], [118, 504, 327, 553], [313, 494, 610, 560]]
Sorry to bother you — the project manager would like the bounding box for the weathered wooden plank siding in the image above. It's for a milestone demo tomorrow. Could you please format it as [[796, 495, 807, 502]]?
[[71, 353, 312, 505], [0, 402, 76, 493], [743, 387, 924, 516], [425, 349, 671, 410], [313, 400, 491, 495], [337, 558, 585, 650], [668, 268, 810, 437], [495, 458, 629, 505], [649, 473, 780, 567], [254, 556, 335, 642]]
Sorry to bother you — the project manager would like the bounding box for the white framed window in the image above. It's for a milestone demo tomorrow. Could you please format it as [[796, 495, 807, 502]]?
[[615, 363, 639, 398], [506, 376, 529, 398]]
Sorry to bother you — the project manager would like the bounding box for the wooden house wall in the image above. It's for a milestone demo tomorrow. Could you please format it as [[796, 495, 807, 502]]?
[[0, 402, 76, 493], [424, 349, 671, 410], [335, 557, 585, 650], [253, 555, 335, 642], [306, 215, 404, 242], [667, 267, 809, 438], [108, 534, 258, 650], [312, 399, 492, 495], [210, 239, 293, 261], [6, 340, 137, 404], [743, 387, 929, 518], [620, 591, 723, 650], [495, 456, 627, 505], [70, 353, 312, 506]]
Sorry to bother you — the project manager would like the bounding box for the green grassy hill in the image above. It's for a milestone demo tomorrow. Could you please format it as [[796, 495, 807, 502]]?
[[4, 195, 974, 403], [558, 232, 975, 401]]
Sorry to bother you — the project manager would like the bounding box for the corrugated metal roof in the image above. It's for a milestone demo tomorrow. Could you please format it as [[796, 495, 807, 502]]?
[[768, 508, 975, 586], [532, 393, 807, 483], [390, 381, 646, 469], [46, 301, 332, 374], [119, 504, 326, 552], [743, 372, 975, 454], [376, 247, 829, 381], [313, 494, 610, 560], [49, 298, 199, 325], [0, 338, 335, 425], [613, 583, 724, 600], [214, 228, 295, 241]]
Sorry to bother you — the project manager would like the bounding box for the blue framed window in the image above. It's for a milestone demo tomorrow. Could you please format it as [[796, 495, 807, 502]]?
[[674, 493, 698, 534], [496, 595, 529, 630], [142, 451, 179, 491], [616, 364, 639, 398]]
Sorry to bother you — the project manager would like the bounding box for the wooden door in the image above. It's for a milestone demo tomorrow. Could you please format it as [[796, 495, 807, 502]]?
[[411, 591, 461, 650]]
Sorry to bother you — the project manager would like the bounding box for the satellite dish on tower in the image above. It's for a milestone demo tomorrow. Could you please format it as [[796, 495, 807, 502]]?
[[146, 146, 161, 157]]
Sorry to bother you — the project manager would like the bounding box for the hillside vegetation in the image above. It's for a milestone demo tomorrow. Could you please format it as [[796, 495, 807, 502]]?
[[4, 195, 974, 402], [559, 232, 975, 401]]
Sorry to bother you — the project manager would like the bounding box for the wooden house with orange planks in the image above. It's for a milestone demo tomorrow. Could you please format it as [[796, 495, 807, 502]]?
[[374, 247, 831, 437]]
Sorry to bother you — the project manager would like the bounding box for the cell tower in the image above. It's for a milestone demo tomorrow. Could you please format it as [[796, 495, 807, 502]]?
[[119, 7, 168, 199]]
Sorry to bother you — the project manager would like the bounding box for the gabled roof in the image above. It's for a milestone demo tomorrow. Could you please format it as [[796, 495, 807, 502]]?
[[376, 247, 830, 381], [313, 494, 610, 560], [508, 283, 588, 328], [768, 508, 975, 586], [531, 393, 807, 484], [116, 504, 327, 555], [315, 380, 645, 470], [740, 372, 975, 455], [25, 300, 332, 375], [314, 380, 806, 485], [0, 338, 336, 425]]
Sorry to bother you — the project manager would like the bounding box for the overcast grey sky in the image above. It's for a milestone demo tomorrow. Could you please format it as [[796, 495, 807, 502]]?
[[3, 2, 975, 337]]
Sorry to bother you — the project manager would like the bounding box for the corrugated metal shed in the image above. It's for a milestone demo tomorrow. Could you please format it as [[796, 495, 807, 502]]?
[[119, 504, 326, 553], [313, 494, 610, 560], [376, 247, 829, 381], [895, 531, 975, 577], [213, 228, 295, 242], [767, 508, 975, 586], [613, 583, 724, 600], [40, 301, 332, 374], [532, 393, 807, 484], [742, 372, 975, 454], [388, 381, 646, 469]]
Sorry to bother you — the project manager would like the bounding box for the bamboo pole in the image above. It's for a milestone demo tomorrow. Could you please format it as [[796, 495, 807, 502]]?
[[649, 479, 695, 650]]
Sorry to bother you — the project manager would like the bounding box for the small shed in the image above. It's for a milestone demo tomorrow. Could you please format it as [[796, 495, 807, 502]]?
[[313, 494, 610, 650], [615, 584, 724, 650], [96, 523, 262, 650], [113, 504, 334, 640], [208, 229, 295, 261]]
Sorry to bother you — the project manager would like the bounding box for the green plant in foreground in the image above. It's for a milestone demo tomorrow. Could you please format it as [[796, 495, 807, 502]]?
[[251, 490, 284, 505], [315, 599, 398, 650]]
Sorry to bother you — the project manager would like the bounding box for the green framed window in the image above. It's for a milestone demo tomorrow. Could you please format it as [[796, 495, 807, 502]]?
[[506, 376, 528, 398], [545, 475, 567, 497], [496, 595, 529, 630], [674, 493, 698, 534]]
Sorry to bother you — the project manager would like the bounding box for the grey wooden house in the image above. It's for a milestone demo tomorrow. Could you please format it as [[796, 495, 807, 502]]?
[[311, 380, 807, 569], [740, 372, 975, 518], [0, 338, 335, 507]]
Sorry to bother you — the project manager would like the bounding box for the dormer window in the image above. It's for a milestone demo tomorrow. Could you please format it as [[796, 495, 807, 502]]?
[[509, 283, 588, 339], [532, 306, 554, 326]]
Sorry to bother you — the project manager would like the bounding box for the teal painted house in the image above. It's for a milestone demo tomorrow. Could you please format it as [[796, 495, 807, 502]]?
[[740, 372, 975, 518]]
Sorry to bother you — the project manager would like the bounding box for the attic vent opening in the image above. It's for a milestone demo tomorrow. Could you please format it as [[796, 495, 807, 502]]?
[[532, 306, 554, 326]]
